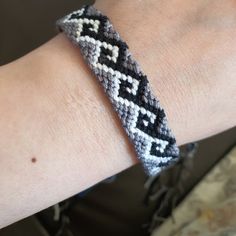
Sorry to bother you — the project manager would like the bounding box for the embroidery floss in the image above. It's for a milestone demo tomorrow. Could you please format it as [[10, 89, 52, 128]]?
[[56, 5, 179, 176]]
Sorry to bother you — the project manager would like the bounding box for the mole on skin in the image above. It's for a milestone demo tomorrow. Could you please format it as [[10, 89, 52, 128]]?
[[31, 157, 37, 163]]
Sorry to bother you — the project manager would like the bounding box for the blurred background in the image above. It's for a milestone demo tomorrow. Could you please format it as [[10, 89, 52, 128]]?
[[0, 0, 236, 235]]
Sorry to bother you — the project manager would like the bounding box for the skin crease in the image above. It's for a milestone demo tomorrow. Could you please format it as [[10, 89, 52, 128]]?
[[0, 34, 138, 228], [0, 0, 235, 229]]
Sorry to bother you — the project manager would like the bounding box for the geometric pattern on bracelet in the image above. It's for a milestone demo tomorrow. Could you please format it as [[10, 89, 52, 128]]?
[[56, 5, 180, 176]]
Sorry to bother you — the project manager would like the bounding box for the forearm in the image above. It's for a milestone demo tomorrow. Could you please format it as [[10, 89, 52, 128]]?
[[0, 34, 137, 228]]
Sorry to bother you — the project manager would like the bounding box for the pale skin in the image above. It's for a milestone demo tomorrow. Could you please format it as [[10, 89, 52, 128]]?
[[0, 0, 235, 229]]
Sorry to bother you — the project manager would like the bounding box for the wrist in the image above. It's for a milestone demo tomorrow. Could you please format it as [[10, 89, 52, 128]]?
[[44, 33, 139, 163], [93, 1, 236, 144], [94, 0, 186, 145]]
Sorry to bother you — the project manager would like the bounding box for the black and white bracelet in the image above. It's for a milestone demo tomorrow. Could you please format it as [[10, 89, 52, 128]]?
[[56, 5, 179, 176]]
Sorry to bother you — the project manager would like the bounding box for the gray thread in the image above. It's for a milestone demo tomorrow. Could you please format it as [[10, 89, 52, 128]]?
[[56, 5, 179, 176]]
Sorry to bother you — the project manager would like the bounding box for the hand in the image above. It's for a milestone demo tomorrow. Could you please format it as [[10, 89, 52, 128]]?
[[95, 0, 236, 144]]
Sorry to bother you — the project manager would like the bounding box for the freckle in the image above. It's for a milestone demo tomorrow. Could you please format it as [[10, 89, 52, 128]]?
[[31, 157, 37, 163]]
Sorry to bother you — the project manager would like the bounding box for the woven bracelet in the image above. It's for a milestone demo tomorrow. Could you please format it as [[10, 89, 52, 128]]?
[[56, 5, 179, 176]]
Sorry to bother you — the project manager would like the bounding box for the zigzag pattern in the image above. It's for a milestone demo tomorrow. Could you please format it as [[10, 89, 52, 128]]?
[[56, 5, 179, 176]]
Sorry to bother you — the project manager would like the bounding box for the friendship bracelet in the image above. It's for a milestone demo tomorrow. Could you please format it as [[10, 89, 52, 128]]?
[[56, 5, 179, 176]]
